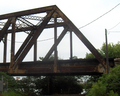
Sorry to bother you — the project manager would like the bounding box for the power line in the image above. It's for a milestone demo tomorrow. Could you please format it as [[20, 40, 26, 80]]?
[[6, 31, 70, 43], [79, 2, 120, 29], [107, 30, 120, 34], [108, 21, 120, 30], [7, 37, 54, 43], [37, 37, 54, 42]]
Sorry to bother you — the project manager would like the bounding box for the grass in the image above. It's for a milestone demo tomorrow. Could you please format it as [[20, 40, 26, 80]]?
[[2, 91, 21, 96]]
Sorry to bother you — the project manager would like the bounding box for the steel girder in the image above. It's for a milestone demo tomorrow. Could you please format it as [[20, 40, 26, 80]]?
[[0, 5, 109, 75], [0, 58, 114, 76]]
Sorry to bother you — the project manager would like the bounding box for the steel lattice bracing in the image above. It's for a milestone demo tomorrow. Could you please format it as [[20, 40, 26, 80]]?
[[0, 5, 113, 76]]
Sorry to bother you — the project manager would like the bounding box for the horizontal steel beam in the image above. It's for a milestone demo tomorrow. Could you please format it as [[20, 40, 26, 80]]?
[[0, 5, 56, 20], [0, 22, 66, 33], [0, 58, 114, 76]]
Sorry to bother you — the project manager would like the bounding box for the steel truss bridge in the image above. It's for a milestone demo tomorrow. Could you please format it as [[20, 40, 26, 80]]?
[[0, 5, 115, 76]]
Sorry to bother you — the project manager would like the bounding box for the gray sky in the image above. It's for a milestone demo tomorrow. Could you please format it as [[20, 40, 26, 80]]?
[[0, 0, 120, 62]]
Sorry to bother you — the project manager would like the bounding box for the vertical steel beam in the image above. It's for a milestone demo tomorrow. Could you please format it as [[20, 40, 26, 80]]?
[[43, 27, 69, 61], [54, 16, 57, 72], [34, 39, 37, 62], [70, 30, 73, 60], [3, 34, 7, 63], [10, 17, 16, 67]]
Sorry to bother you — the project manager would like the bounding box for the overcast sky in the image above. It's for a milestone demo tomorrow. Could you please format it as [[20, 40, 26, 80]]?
[[0, 0, 120, 62]]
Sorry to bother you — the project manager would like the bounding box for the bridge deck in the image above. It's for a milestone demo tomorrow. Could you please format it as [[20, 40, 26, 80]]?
[[0, 58, 114, 76]]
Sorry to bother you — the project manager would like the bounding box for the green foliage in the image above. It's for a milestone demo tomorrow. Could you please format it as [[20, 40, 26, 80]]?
[[16, 76, 37, 96], [107, 90, 119, 96], [72, 56, 78, 59], [39, 54, 61, 61], [87, 64, 120, 96], [85, 42, 120, 58], [85, 53, 95, 59], [0, 72, 26, 95], [82, 75, 101, 93], [100, 43, 120, 57], [2, 91, 21, 96], [85, 42, 120, 94], [35, 76, 83, 95], [15, 76, 83, 95], [0, 72, 17, 91]]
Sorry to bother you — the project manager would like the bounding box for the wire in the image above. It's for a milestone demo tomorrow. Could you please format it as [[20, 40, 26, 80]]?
[[79, 2, 120, 29], [7, 37, 54, 43], [37, 37, 54, 42], [108, 31, 120, 32], [6, 31, 70, 43], [108, 21, 120, 30]]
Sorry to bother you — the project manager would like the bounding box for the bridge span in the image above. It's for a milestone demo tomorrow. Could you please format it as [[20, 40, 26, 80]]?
[[0, 5, 115, 75]]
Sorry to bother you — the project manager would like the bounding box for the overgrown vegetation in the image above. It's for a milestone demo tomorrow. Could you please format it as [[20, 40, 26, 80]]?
[[0, 74, 83, 95], [86, 42, 120, 58], [86, 64, 120, 96], [0, 72, 25, 96], [85, 42, 120, 95]]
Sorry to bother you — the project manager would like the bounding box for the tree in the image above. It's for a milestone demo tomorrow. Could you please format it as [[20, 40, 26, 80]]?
[[86, 64, 120, 96], [35, 76, 83, 95], [16, 76, 37, 96], [86, 42, 120, 58], [0, 72, 17, 91], [0, 72, 25, 96], [85, 42, 120, 94]]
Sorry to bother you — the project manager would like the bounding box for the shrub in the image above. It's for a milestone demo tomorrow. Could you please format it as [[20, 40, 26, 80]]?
[[86, 64, 120, 96]]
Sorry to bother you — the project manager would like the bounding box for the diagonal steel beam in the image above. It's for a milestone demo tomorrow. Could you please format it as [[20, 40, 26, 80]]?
[[43, 26, 69, 61], [0, 18, 12, 41], [12, 10, 55, 71], [14, 30, 34, 61], [55, 6, 106, 69]]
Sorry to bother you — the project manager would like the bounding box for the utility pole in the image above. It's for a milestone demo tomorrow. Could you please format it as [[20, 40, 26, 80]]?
[[105, 29, 109, 74]]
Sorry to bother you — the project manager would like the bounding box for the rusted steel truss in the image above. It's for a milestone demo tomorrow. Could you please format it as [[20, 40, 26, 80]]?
[[0, 58, 114, 76], [0, 5, 111, 75]]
